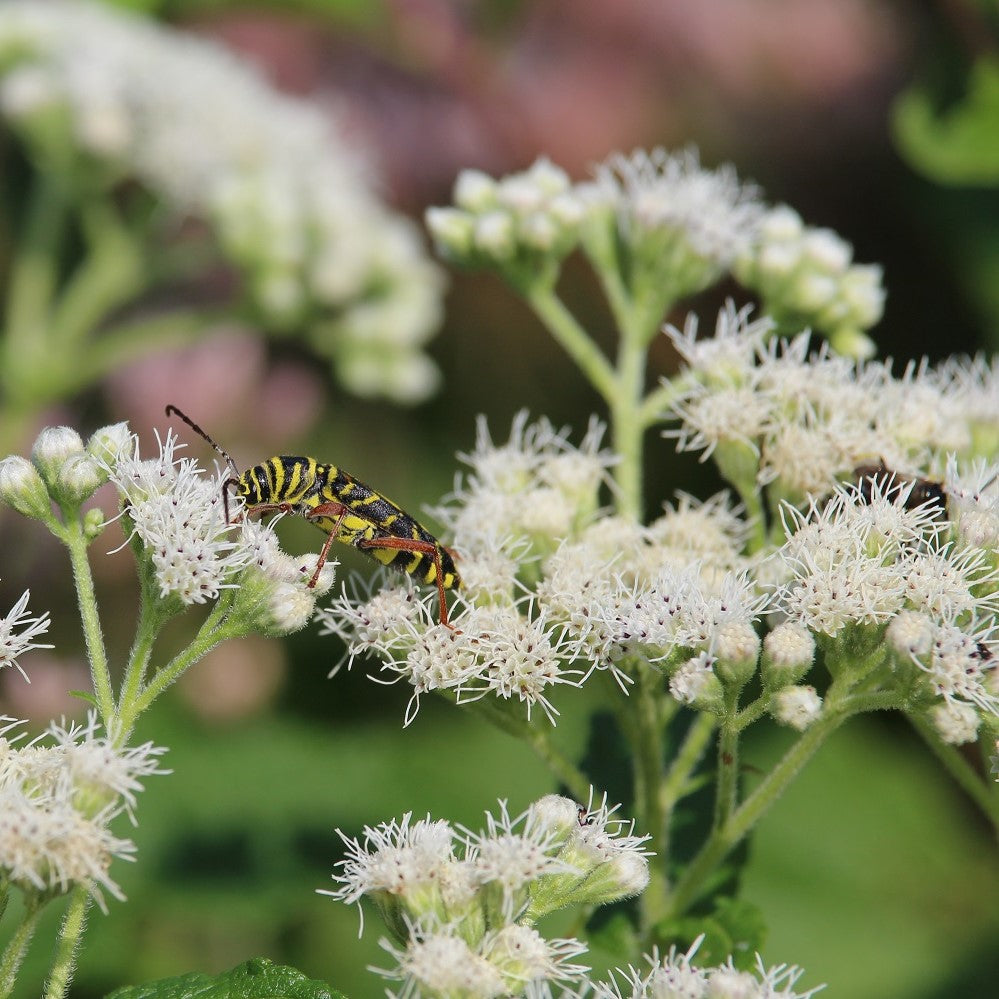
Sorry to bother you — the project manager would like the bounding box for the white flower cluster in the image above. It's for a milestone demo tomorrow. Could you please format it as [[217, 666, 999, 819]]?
[[665, 303, 990, 506], [429, 148, 883, 352], [321, 794, 650, 998], [0, 0, 444, 403], [585, 147, 765, 300], [770, 476, 999, 742], [319, 414, 765, 722], [0, 713, 167, 909], [105, 427, 336, 631], [0, 585, 52, 680], [574, 936, 824, 999], [0, 421, 334, 635], [427, 158, 586, 274], [735, 204, 885, 358]]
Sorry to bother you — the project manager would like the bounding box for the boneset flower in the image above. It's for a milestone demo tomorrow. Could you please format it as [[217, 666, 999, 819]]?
[[0, 0, 445, 403], [0, 586, 52, 680]]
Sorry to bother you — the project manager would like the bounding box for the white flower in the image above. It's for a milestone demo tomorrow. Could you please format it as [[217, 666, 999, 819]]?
[[0, 586, 52, 680], [594, 938, 824, 999], [772, 685, 823, 731], [106, 429, 253, 605], [0, 0, 444, 402], [592, 148, 765, 270], [462, 800, 579, 921]]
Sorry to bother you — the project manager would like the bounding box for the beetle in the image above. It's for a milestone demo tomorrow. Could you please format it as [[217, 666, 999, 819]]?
[[165, 405, 460, 627]]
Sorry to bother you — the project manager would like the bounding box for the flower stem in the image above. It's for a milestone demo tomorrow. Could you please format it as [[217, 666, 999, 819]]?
[[120, 609, 241, 733], [44, 887, 90, 999], [669, 705, 850, 915], [523, 284, 617, 404], [0, 896, 42, 999], [62, 517, 114, 722]]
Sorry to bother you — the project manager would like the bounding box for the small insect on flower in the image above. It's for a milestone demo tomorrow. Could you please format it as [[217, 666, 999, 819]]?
[[853, 459, 947, 514], [165, 406, 461, 627]]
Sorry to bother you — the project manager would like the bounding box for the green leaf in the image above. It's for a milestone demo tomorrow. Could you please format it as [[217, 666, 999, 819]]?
[[105, 957, 345, 999], [652, 896, 766, 970], [68, 689, 98, 707], [893, 58, 999, 184]]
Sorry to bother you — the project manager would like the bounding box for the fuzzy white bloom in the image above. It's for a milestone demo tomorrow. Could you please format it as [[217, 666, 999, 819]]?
[[0, 0, 444, 403], [0, 586, 52, 680], [772, 685, 823, 731], [593, 937, 823, 999], [0, 714, 167, 909], [591, 147, 765, 276], [663, 309, 991, 503], [107, 430, 253, 605], [735, 202, 884, 356], [324, 794, 648, 994], [945, 454, 999, 550]]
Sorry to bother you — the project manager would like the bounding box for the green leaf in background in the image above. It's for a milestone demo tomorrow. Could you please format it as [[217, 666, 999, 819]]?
[[105, 957, 345, 999], [893, 58, 999, 185]]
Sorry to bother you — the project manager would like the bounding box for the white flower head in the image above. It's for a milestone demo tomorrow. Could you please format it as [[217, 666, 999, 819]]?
[[593, 147, 765, 269], [0, 586, 52, 681], [106, 429, 254, 606], [0, 0, 444, 402]]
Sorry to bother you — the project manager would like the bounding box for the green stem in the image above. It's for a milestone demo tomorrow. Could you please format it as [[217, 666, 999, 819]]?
[[0, 896, 42, 999], [118, 611, 245, 733], [114, 596, 173, 738], [714, 716, 740, 830], [523, 285, 617, 404], [661, 712, 717, 812], [909, 712, 999, 834], [50, 199, 144, 351], [43, 887, 90, 999], [630, 669, 670, 935], [669, 705, 851, 915], [61, 517, 114, 722]]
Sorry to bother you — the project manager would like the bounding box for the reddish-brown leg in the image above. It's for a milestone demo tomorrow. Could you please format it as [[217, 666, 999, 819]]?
[[356, 535, 453, 629]]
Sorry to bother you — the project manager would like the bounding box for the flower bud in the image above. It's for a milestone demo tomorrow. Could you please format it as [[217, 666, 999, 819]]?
[[31, 427, 85, 488], [83, 507, 107, 542], [0, 455, 53, 521], [669, 654, 724, 713], [55, 454, 104, 505], [454, 168, 499, 211], [928, 700, 979, 746], [761, 622, 815, 688], [87, 422, 132, 467], [771, 685, 822, 730], [473, 211, 516, 260], [713, 621, 761, 691], [424, 206, 475, 259]]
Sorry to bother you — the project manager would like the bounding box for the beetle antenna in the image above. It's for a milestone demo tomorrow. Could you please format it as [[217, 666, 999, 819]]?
[[165, 404, 240, 477]]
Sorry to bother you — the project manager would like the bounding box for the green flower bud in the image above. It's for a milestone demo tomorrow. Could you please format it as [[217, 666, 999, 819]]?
[[86, 422, 132, 467], [424, 206, 475, 260], [31, 427, 85, 488], [713, 621, 761, 691], [54, 454, 104, 505], [0, 455, 53, 521], [771, 684, 822, 730], [83, 507, 107, 542], [761, 622, 815, 690]]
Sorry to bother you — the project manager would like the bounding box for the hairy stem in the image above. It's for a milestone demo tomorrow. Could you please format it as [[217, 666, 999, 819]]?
[[0, 896, 42, 999], [43, 887, 90, 999], [62, 517, 114, 722]]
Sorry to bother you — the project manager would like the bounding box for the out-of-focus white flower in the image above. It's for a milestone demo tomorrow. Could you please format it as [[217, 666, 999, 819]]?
[[0, 713, 167, 909], [0, 0, 444, 403], [735, 203, 885, 357], [107, 429, 251, 606], [587, 147, 765, 301]]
